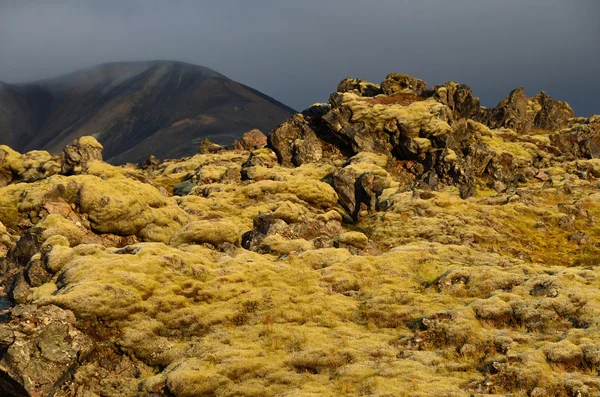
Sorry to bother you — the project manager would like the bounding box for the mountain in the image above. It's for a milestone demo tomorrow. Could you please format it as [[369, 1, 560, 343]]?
[[0, 61, 295, 163]]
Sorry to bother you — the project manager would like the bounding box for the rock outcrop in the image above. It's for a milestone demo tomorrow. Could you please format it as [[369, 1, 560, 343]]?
[[61, 136, 104, 175]]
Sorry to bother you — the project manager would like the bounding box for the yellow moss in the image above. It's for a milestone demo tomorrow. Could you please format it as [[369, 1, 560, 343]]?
[[77, 136, 104, 149], [164, 359, 230, 397], [481, 129, 536, 161], [74, 175, 190, 242], [170, 220, 240, 247], [289, 248, 352, 270], [271, 201, 307, 223], [336, 231, 369, 249], [36, 214, 86, 246], [342, 93, 453, 138], [346, 152, 389, 168], [29, 282, 58, 301], [260, 234, 313, 255]]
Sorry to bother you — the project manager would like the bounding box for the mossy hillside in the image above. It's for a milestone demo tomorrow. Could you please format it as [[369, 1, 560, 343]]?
[[36, 242, 496, 396], [32, 231, 600, 396], [363, 183, 600, 267], [178, 165, 339, 232]]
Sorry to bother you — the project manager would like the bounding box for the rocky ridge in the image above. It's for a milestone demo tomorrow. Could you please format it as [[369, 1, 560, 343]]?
[[0, 73, 599, 396]]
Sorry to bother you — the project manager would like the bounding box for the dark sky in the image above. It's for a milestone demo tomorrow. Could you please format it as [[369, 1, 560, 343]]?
[[0, 0, 598, 116]]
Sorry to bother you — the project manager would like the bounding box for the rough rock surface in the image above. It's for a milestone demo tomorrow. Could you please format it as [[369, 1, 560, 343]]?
[[0, 73, 599, 397], [61, 136, 103, 175], [198, 138, 226, 154], [232, 129, 268, 151]]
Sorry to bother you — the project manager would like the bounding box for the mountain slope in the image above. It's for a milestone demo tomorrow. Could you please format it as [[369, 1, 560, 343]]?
[[0, 61, 295, 164]]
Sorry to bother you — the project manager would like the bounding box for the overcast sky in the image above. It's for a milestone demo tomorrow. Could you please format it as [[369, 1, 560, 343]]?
[[0, 0, 598, 116]]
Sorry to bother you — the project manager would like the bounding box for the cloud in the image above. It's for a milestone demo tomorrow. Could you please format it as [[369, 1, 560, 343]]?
[[0, 0, 598, 115]]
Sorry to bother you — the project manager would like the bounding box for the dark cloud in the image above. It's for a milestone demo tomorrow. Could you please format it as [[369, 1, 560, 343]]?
[[0, 0, 598, 115]]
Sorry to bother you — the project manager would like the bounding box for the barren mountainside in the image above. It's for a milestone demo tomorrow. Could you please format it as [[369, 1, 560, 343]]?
[[0, 61, 295, 164], [1, 73, 600, 396]]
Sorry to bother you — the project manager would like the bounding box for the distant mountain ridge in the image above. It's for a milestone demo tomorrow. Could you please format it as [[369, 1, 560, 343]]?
[[0, 61, 295, 163]]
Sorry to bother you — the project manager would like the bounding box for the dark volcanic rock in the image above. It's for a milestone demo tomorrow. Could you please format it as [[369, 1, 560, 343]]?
[[476, 87, 529, 132], [0, 305, 93, 397], [337, 77, 382, 97], [381, 73, 427, 96], [61, 136, 103, 175], [198, 138, 226, 154], [531, 91, 574, 131], [550, 116, 600, 159], [423, 82, 481, 120], [268, 114, 327, 167]]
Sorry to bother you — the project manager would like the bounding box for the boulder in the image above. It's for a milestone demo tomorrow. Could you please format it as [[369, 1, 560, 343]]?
[[423, 82, 481, 120], [531, 91, 574, 131], [267, 114, 324, 167], [335, 231, 369, 250], [381, 73, 427, 96], [550, 116, 600, 159], [198, 139, 226, 154], [233, 129, 268, 150], [0, 305, 93, 397], [0, 147, 61, 186], [476, 87, 529, 132], [337, 77, 382, 97], [61, 136, 103, 175]]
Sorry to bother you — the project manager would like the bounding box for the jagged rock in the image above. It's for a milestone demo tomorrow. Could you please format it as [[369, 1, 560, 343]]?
[[198, 138, 226, 154], [550, 116, 600, 159], [330, 154, 395, 220], [139, 155, 160, 170], [476, 87, 529, 132], [0, 305, 93, 397], [423, 82, 481, 120], [381, 73, 427, 96], [61, 136, 103, 175], [531, 91, 574, 130], [476, 88, 574, 134], [337, 77, 382, 97], [232, 129, 268, 150], [268, 114, 324, 166]]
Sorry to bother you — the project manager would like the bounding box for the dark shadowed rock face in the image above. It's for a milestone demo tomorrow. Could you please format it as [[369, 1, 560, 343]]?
[[0, 61, 295, 164], [198, 138, 226, 154]]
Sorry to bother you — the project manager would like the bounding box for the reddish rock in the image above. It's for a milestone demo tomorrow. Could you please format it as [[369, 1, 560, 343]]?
[[233, 129, 268, 150]]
